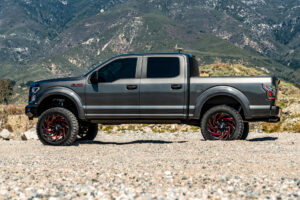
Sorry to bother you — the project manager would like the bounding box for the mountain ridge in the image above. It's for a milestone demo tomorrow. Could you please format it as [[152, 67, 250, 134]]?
[[0, 0, 299, 84]]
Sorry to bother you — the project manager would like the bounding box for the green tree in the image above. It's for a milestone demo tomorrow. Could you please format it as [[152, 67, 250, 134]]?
[[0, 80, 14, 105]]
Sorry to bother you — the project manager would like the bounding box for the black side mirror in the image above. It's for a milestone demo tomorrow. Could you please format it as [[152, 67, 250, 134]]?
[[90, 71, 99, 84]]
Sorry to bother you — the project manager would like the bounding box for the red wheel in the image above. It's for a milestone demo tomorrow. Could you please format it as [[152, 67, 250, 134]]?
[[240, 122, 249, 140], [41, 114, 69, 143], [78, 122, 98, 141], [207, 112, 236, 140], [37, 107, 79, 146], [201, 105, 244, 140]]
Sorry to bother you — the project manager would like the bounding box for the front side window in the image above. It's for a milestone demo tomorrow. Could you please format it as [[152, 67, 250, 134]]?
[[98, 58, 137, 82], [147, 57, 180, 78]]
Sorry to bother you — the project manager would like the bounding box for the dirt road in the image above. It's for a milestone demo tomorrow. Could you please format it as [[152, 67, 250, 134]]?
[[0, 132, 299, 199]]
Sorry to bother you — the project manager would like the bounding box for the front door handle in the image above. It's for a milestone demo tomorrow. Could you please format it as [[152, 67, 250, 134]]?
[[171, 84, 182, 90], [127, 85, 138, 90]]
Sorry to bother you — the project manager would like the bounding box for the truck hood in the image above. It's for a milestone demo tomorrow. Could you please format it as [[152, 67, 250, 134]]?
[[31, 76, 83, 86]]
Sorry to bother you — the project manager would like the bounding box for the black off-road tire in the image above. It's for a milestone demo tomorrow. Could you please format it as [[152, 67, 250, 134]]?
[[240, 122, 249, 140], [36, 107, 79, 146], [78, 122, 98, 141], [201, 105, 244, 140]]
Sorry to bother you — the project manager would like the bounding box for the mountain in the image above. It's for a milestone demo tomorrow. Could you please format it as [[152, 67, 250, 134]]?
[[0, 0, 299, 84]]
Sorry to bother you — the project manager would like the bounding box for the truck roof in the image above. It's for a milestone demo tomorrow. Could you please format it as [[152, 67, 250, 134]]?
[[83, 52, 194, 76], [116, 52, 194, 57]]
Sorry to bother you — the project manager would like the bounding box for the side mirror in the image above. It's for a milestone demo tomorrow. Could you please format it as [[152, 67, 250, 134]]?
[[90, 71, 98, 84]]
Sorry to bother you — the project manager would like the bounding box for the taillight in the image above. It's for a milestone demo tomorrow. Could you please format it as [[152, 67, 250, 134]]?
[[264, 85, 277, 99]]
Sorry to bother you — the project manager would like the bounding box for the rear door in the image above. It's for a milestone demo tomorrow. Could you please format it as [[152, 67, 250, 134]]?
[[139, 55, 187, 119]]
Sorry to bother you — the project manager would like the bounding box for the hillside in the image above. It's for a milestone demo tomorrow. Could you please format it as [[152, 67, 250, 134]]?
[[0, 0, 299, 85]]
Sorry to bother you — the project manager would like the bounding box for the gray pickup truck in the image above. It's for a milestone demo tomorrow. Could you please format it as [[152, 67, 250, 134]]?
[[25, 53, 281, 145]]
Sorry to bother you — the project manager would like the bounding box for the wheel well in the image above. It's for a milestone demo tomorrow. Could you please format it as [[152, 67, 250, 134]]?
[[200, 95, 245, 121], [38, 95, 79, 117]]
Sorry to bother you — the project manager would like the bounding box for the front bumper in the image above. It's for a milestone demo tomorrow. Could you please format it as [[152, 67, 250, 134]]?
[[25, 104, 38, 120]]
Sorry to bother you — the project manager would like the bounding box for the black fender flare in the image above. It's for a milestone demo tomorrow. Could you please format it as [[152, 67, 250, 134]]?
[[193, 86, 250, 119], [37, 87, 85, 120]]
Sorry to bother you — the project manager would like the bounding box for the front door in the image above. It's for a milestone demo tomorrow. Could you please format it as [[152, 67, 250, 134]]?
[[139, 55, 187, 119], [85, 56, 142, 119]]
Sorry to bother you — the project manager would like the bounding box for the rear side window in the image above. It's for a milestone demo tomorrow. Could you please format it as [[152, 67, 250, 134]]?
[[189, 56, 199, 77], [98, 58, 137, 82], [147, 57, 180, 78]]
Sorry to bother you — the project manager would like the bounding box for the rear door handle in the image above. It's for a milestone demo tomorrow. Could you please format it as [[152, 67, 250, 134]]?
[[171, 84, 182, 90], [127, 85, 138, 90]]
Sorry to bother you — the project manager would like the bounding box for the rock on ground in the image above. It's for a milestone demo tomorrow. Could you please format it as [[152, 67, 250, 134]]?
[[0, 129, 12, 140], [0, 132, 299, 199], [22, 128, 39, 140]]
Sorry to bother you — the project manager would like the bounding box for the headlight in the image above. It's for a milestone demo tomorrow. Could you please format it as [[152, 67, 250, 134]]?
[[31, 87, 40, 94]]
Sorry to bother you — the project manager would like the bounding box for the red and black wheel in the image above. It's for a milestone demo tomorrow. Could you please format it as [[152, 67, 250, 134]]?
[[201, 105, 244, 140], [37, 107, 79, 146], [240, 122, 249, 140], [78, 122, 98, 141]]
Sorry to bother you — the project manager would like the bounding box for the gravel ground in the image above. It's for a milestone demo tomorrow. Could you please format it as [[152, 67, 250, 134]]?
[[0, 132, 299, 199]]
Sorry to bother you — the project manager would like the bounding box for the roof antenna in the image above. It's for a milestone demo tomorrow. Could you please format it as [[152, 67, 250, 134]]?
[[175, 44, 183, 53]]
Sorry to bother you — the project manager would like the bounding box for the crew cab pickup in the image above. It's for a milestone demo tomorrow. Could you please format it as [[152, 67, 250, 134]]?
[[25, 53, 281, 145]]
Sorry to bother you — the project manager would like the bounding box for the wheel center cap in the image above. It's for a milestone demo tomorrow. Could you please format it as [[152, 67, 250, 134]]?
[[219, 122, 226, 129], [54, 124, 62, 131]]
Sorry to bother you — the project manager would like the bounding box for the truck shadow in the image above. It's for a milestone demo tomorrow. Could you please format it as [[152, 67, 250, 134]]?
[[247, 137, 278, 142], [74, 140, 187, 146], [73, 137, 278, 145]]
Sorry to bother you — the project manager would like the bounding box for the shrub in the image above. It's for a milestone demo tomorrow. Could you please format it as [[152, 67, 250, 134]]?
[[292, 122, 300, 133], [262, 122, 282, 133], [6, 104, 24, 115], [0, 79, 14, 104]]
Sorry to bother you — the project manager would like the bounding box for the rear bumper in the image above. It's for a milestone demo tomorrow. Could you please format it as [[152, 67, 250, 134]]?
[[267, 106, 281, 122], [246, 105, 281, 123], [25, 104, 38, 120], [270, 106, 281, 116]]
